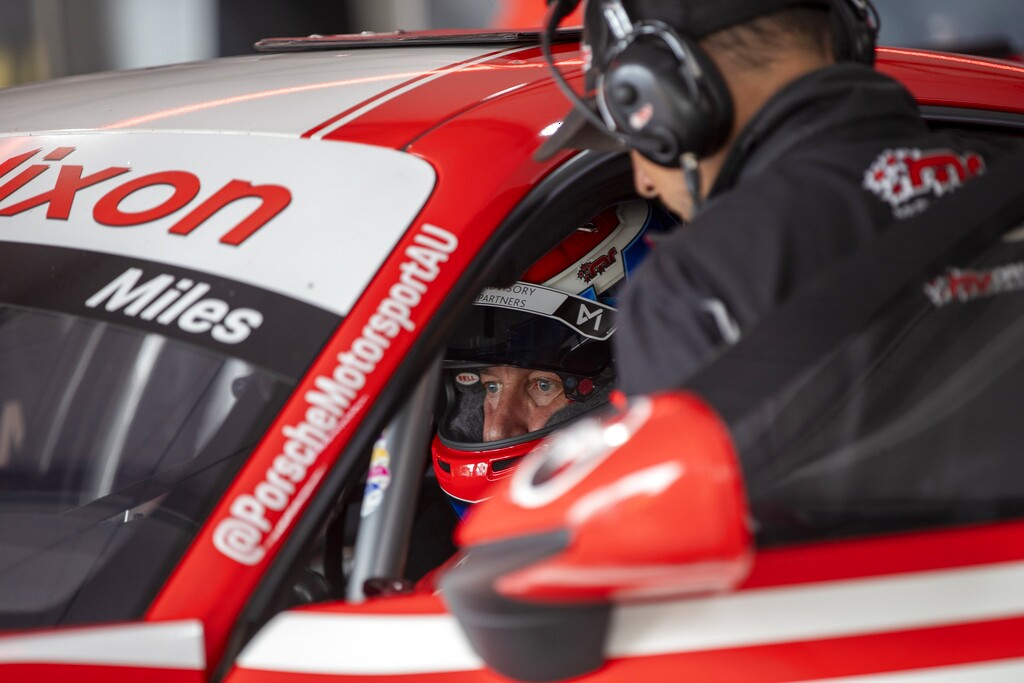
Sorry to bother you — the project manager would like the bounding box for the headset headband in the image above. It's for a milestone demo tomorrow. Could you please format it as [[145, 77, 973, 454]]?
[[537, 0, 880, 168]]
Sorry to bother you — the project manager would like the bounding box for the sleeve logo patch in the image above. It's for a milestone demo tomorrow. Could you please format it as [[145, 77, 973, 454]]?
[[924, 262, 1024, 307], [863, 148, 985, 219]]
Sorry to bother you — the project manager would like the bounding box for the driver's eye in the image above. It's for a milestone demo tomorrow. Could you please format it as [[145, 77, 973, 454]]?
[[529, 376, 563, 403], [483, 381, 501, 394]]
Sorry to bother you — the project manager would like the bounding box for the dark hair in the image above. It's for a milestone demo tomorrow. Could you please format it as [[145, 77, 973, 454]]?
[[701, 7, 832, 70]]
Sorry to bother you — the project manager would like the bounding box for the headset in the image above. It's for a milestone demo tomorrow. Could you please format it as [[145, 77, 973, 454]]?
[[541, 0, 879, 208]]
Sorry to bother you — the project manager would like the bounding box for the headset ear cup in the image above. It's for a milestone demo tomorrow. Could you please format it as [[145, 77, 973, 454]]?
[[601, 37, 733, 166], [830, 0, 877, 65]]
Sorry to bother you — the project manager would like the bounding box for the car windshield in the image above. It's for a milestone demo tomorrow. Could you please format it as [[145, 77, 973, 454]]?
[[0, 306, 293, 630]]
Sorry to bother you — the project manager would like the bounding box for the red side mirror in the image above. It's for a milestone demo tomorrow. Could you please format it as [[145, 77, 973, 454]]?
[[441, 392, 753, 681]]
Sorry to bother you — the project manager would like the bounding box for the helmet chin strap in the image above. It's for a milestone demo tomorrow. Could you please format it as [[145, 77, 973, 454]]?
[[681, 151, 703, 216]]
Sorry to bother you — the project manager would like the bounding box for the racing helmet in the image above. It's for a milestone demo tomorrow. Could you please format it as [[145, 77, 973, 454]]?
[[431, 200, 674, 514]]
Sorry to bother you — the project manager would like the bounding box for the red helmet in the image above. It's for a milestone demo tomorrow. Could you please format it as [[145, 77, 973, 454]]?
[[431, 200, 674, 514]]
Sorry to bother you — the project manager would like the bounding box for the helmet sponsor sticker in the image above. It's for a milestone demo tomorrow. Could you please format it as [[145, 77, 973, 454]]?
[[474, 281, 616, 340], [547, 200, 650, 295], [863, 147, 985, 219], [455, 371, 480, 386], [577, 246, 618, 283], [0, 133, 435, 316]]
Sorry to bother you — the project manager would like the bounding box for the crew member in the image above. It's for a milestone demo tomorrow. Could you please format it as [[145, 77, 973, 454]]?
[[537, 0, 1019, 394]]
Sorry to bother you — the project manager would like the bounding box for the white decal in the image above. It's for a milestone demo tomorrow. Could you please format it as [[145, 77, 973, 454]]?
[[235, 561, 1024, 676], [86, 267, 264, 345], [474, 281, 615, 341], [577, 302, 604, 330], [213, 224, 458, 565], [474, 283, 557, 311], [610, 561, 1024, 656], [0, 619, 205, 669], [237, 612, 483, 674]]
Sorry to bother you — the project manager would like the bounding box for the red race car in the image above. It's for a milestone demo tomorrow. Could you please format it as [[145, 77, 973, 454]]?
[[0, 23, 1023, 683]]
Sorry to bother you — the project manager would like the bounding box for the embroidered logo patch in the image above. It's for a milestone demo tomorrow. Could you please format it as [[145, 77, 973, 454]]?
[[863, 148, 985, 219], [924, 262, 1024, 307]]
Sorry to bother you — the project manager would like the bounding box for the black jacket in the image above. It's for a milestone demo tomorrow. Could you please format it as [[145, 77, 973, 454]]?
[[615, 63, 1018, 395]]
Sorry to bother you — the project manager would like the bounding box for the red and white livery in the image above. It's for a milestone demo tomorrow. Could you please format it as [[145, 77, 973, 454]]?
[[0, 25, 1022, 683]]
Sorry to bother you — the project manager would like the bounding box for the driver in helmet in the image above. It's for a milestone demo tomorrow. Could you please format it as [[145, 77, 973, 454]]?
[[476, 365, 574, 442], [431, 200, 674, 516]]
